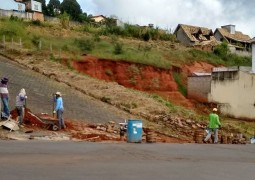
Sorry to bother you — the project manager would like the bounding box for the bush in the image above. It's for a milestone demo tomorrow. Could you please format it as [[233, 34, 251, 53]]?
[[75, 38, 95, 52], [0, 20, 25, 38], [142, 31, 151, 41], [113, 42, 123, 55], [31, 20, 41, 26], [31, 35, 41, 47], [214, 42, 230, 59], [93, 33, 101, 42], [9, 15, 23, 22], [59, 12, 70, 29]]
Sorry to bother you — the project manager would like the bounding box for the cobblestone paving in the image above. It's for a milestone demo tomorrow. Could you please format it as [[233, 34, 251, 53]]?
[[0, 56, 130, 123]]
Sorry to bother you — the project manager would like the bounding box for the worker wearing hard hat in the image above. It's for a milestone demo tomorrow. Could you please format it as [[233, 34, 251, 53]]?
[[204, 108, 221, 144], [53, 92, 66, 129]]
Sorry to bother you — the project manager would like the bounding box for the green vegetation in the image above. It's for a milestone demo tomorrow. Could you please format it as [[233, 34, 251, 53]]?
[[173, 72, 187, 96]]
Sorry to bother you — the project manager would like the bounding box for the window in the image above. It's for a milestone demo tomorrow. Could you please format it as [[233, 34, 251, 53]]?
[[34, 5, 38, 11], [212, 71, 238, 81]]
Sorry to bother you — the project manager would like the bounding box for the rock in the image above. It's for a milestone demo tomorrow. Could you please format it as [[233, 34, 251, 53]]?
[[192, 124, 197, 129], [186, 119, 192, 124], [177, 119, 183, 127]]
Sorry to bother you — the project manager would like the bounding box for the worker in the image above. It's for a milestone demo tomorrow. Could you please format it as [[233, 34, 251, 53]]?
[[53, 92, 66, 129], [0, 77, 10, 118], [15, 88, 27, 126], [204, 108, 221, 144]]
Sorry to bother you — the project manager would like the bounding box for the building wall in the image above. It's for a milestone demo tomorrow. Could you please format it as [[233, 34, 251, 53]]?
[[209, 71, 255, 120], [0, 9, 32, 19], [92, 16, 105, 23], [32, 11, 44, 21], [176, 28, 194, 46], [0, 0, 25, 11], [187, 76, 211, 102], [253, 43, 255, 72], [214, 30, 224, 42]]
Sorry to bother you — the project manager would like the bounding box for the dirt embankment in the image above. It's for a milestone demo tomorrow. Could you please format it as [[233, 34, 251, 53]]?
[[72, 55, 193, 107]]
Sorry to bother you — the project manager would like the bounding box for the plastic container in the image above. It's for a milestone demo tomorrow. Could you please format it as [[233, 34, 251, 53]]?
[[127, 120, 143, 143]]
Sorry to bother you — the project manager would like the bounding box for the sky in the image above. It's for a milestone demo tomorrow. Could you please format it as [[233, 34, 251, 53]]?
[[47, 0, 255, 37]]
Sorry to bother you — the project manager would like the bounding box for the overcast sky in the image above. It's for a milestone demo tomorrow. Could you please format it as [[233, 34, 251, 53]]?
[[47, 0, 255, 37]]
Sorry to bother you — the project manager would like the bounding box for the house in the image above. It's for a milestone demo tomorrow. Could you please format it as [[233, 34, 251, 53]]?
[[187, 39, 255, 119], [214, 25, 251, 56], [21, 0, 43, 21], [91, 15, 107, 23], [174, 24, 218, 49], [21, 0, 42, 13], [0, 0, 25, 11], [91, 15, 124, 27], [0, 0, 43, 21], [206, 39, 255, 119], [208, 66, 255, 120]]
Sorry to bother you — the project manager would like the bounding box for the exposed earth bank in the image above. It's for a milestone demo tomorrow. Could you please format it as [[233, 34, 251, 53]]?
[[71, 55, 215, 107]]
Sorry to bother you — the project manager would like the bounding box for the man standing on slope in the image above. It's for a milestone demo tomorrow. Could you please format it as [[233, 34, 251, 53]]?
[[53, 92, 66, 129], [0, 77, 10, 119], [204, 108, 221, 144]]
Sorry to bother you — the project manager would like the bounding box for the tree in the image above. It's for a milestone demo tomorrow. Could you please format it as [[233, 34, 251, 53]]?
[[60, 0, 82, 21], [37, 0, 49, 15], [78, 12, 91, 23], [47, 0, 61, 17]]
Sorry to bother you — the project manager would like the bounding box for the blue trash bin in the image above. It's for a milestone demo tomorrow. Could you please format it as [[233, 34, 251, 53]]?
[[127, 120, 143, 143]]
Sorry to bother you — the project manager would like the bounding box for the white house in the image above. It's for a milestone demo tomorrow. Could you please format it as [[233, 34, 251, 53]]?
[[0, 0, 25, 11], [208, 39, 255, 120]]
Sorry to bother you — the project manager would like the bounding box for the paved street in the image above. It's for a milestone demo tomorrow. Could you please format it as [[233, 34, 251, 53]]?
[[0, 141, 254, 180], [0, 56, 129, 123]]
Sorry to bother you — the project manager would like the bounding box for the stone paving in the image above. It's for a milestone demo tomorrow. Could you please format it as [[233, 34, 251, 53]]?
[[0, 56, 131, 123]]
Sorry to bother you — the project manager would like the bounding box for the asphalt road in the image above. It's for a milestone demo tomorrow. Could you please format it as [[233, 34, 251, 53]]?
[[0, 56, 130, 123], [0, 141, 254, 180]]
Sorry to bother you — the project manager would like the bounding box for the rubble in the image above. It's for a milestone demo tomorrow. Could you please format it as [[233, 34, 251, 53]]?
[[0, 108, 250, 144]]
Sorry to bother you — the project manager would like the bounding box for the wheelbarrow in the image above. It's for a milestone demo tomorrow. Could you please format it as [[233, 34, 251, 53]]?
[[27, 112, 59, 131], [40, 116, 59, 131], [37, 113, 59, 131]]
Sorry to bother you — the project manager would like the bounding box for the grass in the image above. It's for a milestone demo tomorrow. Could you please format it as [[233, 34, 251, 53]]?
[[1, 17, 251, 68]]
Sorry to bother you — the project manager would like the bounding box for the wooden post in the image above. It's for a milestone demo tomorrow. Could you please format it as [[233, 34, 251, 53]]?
[[50, 43, 52, 53], [19, 38, 22, 48], [39, 40, 42, 50], [11, 37, 13, 50], [3, 35, 5, 48], [59, 48, 61, 58]]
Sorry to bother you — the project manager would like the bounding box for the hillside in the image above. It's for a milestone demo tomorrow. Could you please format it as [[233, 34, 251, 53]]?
[[0, 17, 255, 141]]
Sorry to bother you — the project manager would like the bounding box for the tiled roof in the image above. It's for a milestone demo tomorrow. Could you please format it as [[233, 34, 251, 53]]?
[[216, 28, 251, 42], [91, 15, 106, 19], [176, 24, 213, 42]]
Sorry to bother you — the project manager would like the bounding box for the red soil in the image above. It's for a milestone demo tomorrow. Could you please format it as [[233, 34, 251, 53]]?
[[71, 55, 196, 107]]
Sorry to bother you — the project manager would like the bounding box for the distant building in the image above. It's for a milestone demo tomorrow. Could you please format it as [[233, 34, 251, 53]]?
[[91, 15, 124, 27], [214, 25, 251, 56], [0, 0, 25, 11], [174, 24, 218, 49], [22, 0, 42, 13], [91, 15, 107, 23]]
